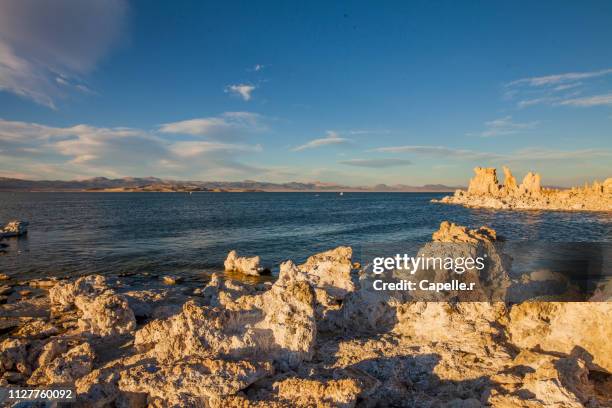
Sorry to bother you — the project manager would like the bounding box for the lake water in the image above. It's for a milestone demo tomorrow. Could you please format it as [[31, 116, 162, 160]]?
[[0, 192, 610, 281]]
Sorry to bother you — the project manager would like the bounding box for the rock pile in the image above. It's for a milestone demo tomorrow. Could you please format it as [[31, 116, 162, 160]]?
[[0, 222, 610, 406], [434, 166, 612, 211]]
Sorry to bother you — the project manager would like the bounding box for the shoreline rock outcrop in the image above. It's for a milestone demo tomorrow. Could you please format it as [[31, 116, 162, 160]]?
[[433, 166, 612, 211], [0, 220, 29, 238], [224, 250, 269, 276], [1, 223, 610, 406]]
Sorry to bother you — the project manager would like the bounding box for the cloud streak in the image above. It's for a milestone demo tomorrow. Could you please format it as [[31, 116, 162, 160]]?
[[0, 117, 265, 180], [372, 144, 612, 163], [507, 68, 612, 87], [557, 93, 612, 107], [158, 112, 264, 140], [506, 68, 612, 110], [292, 131, 351, 151], [478, 116, 539, 137], [338, 158, 412, 168], [0, 0, 128, 108]]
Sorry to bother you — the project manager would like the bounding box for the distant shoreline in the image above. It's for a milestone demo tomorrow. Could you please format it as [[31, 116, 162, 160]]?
[[0, 189, 457, 193]]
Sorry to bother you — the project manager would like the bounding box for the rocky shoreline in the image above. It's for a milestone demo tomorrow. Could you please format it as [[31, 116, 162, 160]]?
[[433, 167, 612, 212], [1, 222, 611, 407]]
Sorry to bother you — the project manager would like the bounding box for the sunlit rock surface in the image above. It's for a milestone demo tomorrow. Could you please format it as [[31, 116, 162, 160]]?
[[0, 222, 610, 406], [434, 166, 612, 211]]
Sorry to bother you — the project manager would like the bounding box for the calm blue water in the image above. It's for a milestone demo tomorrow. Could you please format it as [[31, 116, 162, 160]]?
[[0, 192, 610, 280]]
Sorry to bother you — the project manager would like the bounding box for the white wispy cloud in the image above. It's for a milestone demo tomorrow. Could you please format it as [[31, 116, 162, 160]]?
[[556, 93, 612, 107], [225, 84, 256, 101], [338, 158, 412, 168], [170, 141, 262, 158], [372, 144, 612, 163], [372, 145, 502, 160], [477, 116, 539, 137], [253, 64, 265, 72], [0, 117, 264, 179], [292, 131, 351, 151], [506, 68, 612, 109], [507, 68, 612, 87], [0, 0, 127, 108], [158, 112, 264, 139]]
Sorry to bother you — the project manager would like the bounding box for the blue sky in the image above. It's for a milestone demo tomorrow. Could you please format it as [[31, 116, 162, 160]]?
[[0, 0, 611, 186]]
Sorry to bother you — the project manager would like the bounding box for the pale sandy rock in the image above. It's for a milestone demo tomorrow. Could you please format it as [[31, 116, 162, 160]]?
[[502, 166, 518, 195], [134, 279, 316, 370], [27, 277, 60, 288], [224, 250, 266, 276], [200, 273, 253, 307], [0, 273, 9, 281], [0, 220, 29, 237], [508, 302, 612, 372], [161, 275, 182, 285], [119, 357, 274, 405], [519, 171, 542, 196], [75, 363, 147, 408], [48, 275, 136, 336], [49, 274, 110, 312], [278, 246, 355, 301], [434, 166, 611, 211], [0, 338, 29, 375], [28, 342, 95, 386], [75, 292, 136, 336], [467, 167, 501, 196], [432, 221, 497, 243], [123, 288, 185, 319], [489, 351, 599, 407], [13, 318, 58, 339]]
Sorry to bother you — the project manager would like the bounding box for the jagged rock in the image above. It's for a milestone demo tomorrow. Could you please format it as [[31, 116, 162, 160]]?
[[519, 171, 541, 196], [76, 293, 136, 336], [224, 250, 267, 276], [134, 279, 316, 370], [119, 357, 274, 405], [278, 246, 355, 300], [507, 302, 612, 373], [489, 351, 599, 407], [0, 220, 29, 238], [0, 338, 29, 375], [502, 166, 518, 195], [49, 275, 136, 336], [434, 166, 611, 211], [13, 319, 58, 339], [432, 221, 497, 243], [49, 275, 110, 312], [3, 224, 611, 406], [28, 342, 95, 386], [467, 167, 501, 196]]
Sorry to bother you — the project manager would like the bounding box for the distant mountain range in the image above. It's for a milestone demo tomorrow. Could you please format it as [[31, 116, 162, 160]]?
[[0, 177, 462, 192]]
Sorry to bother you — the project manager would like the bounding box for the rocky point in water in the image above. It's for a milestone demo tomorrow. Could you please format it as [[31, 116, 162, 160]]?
[[0, 222, 610, 407], [433, 166, 612, 211]]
